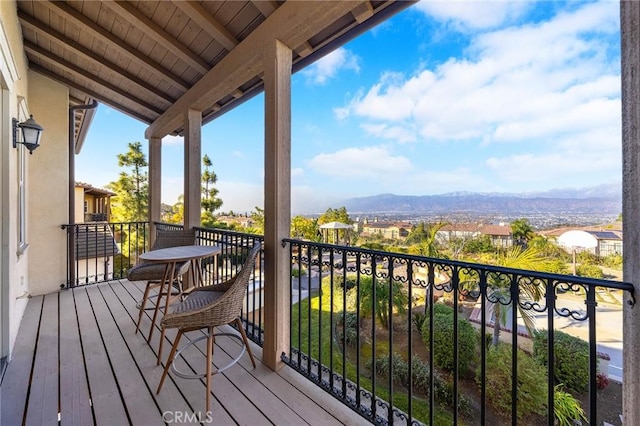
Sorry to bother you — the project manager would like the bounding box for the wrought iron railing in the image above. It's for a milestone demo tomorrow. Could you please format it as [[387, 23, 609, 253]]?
[[61, 221, 149, 287], [282, 239, 634, 426], [193, 226, 265, 346], [63, 221, 265, 345]]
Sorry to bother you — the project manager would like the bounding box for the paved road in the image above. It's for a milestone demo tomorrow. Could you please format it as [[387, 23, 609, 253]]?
[[529, 291, 624, 381]]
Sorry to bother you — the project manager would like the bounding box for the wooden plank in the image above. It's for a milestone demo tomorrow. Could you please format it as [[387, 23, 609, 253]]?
[[59, 289, 93, 426], [0, 296, 44, 426], [85, 285, 159, 425], [127, 278, 351, 425], [99, 281, 199, 424], [214, 329, 353, 426], [191, 330, 308, 425], [74, 287, 129, 425], [127, 279, 269, 424], [157, 327, 269, 425], [114, 279, 235, 424], [25, 294, 59, 426]]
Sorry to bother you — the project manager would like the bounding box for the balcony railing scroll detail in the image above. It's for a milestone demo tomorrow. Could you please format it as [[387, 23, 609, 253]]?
[[282, 238, 634, 426]]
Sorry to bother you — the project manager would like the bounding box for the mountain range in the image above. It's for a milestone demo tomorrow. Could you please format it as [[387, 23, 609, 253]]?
[[339, 184, 622, 215]]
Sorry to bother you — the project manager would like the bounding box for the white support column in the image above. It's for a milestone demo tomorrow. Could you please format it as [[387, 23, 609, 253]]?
[[184, 108, 202, 230], [262, 38, 292, 371], [622, 2, 640, 424], [148, 136, 161, 245]]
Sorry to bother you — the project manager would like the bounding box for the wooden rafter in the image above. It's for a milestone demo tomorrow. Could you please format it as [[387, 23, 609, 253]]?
[[18, 12, 175, 106], [146, 1, 361, 138], [30, 63, 155, 124], [171, 1, 238, 51], [251, 0, 278, 18], [42, 1, 190, 91], [24, 41, 163, 115], [102, 0, 210, 74]]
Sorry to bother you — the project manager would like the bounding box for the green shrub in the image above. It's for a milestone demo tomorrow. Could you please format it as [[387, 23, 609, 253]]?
[[554, 385, 587, 426], [576, 251, 598, 265], [575, 264, 604, 279], [412, 312, 427, 331], [532, 330, 591, 393], [479, 344, 548, 418], [421, 310, 477, 375], [370, 353, 470, 414], [430, 302, 455, 316], [602, 254, 622, 270], [337, 312, 359, 346]]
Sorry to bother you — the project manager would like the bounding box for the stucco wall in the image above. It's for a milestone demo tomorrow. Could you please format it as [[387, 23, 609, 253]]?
[[26, 71, 69, 295], [75, 186, 84, 222], [1, 0, 33, 359]]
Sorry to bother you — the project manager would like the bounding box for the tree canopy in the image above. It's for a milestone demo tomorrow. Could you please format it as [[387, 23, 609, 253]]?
[[511, 218, 535, 246], [107, 141, 148, 222], [201, 154, 223, 227], [317, 207, 351, 225]]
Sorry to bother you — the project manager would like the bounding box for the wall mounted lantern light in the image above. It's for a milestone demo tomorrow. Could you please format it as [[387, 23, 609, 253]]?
[[13, 115, 44, 154]]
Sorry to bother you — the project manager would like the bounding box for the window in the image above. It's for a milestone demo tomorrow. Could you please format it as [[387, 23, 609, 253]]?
[[84, 200, 88, 213]]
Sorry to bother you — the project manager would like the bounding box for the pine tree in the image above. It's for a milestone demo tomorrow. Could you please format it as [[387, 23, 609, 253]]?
[[107, 141, 148, 222]]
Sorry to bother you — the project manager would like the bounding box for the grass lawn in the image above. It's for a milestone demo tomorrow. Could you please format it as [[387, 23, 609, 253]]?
[[290, 283, 455, 425]]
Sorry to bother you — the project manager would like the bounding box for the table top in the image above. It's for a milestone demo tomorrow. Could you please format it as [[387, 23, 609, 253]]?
[[139, 245, 221, 263]]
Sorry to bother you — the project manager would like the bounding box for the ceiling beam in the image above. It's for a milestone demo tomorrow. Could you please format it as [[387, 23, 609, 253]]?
[[146, 1, 360, 138], [30, 63, 156, 124], [171, 1, 238, 51], [351, 1, 374, 23], [251, 1, 279, 18], [42, 1, 190, 91], [24, 41, 163, 116], [18, 11, 174, 107], [103, 0, 210, 74]]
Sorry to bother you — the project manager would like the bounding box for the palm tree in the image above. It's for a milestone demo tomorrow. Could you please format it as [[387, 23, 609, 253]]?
[[488, 245, 547, 346], [510, 218, 535, 247], [411, 221, 448, 258], [353, 276, 408, 330]]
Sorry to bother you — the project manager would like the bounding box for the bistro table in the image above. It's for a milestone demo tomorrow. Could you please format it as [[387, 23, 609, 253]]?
[[139, 245, 221, 348]]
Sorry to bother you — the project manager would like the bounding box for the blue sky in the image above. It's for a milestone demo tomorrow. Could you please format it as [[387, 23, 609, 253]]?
[[76, 0, 622, 215]]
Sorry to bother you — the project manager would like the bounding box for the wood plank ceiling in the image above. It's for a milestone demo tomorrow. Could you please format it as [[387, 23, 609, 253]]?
[[16, 1, 413, 146]]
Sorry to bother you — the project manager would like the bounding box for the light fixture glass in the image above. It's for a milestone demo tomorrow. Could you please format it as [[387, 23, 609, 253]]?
[[13, 115, 44, 154]]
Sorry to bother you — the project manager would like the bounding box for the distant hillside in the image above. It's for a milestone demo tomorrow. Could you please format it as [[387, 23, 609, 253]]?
[[340, 184, 621, 215]]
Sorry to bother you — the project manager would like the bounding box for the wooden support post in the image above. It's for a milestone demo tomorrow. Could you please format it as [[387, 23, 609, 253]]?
[[621, 2, 640, 423], [183, 108, 202, 230], [262, 39, 292, 371], [148, 136, 161, 246]]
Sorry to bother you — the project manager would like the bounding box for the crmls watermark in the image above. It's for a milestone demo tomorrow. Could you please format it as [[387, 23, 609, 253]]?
[[162, 411, 214, 424]]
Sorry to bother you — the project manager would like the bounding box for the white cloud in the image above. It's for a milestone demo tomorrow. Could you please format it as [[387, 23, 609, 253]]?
[[360, 123, 417, 143], [415, 0, 532, 30], [337, 1, 621, 187], [217, 180, 343, 215], [162, 135, 183, 146], [303, 47, 360, 85], [308, 146, 412, 179]]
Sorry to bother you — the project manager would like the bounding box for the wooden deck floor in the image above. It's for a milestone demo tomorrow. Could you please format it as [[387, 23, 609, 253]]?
[[0, 279, 368, 425]]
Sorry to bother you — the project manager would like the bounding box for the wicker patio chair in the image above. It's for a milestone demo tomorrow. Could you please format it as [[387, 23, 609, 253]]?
[[127, 228, 197, 340], [155, 242, 260, 411]]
